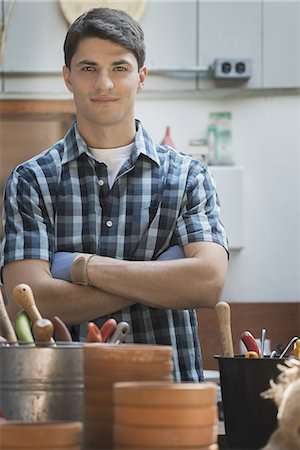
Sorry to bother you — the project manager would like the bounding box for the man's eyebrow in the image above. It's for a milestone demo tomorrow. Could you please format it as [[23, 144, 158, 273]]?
[[76, 59, 133, 67], [112, 59, 133, 67], [77, 60, 97, 66]]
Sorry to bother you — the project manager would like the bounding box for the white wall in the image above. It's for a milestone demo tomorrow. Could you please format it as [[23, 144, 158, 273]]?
[[136, 94, 300, 302]]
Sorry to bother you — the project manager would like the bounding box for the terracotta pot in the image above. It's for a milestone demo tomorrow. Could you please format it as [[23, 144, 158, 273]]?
[[114, 423, 217, 447], [114, 404, 217, 427], [114, 381, 217, 407], [113, 381, 218, 449], [0, 421, 82, 449], [84, 343, 172, 363], [114, 445, 219, 450], [83, 343, 174, 450]]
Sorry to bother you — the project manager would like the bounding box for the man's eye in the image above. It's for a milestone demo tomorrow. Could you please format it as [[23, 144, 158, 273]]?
[[82, 66, 95, 72], [114, 66, 126, 72]]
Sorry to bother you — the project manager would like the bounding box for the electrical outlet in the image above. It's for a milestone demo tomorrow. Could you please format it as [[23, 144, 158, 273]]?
[[213, 58, 252, 79]]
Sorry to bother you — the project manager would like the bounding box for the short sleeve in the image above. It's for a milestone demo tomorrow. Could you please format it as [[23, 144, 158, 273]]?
[[175, 164, 228, 252], [1, 169, 55, 272]]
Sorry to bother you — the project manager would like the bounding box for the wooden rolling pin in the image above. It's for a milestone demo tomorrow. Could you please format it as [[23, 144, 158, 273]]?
[[13, 283, 55, 343], [215, 301, 234, 357], [0, 290, 18, 343]]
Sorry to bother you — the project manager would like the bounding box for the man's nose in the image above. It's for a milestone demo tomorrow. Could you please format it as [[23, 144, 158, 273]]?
[[94, 70, 114, 90]]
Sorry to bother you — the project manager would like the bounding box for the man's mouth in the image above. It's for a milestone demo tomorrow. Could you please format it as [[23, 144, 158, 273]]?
[[90, 97, 118, 103]]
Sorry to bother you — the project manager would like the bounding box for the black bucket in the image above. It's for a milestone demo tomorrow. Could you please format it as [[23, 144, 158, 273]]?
[[215, 355, 287, 449]]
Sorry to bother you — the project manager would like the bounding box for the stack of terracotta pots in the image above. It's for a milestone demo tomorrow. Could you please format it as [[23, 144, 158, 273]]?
[[0, 421, 82, 450], [83, 343, 174, 450], [113, 381, 218, 450]]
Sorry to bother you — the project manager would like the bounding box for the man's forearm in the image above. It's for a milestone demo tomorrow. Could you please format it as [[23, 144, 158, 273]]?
[[3, 260, 135, 325], [34, 280, 136, 324], [86, 242, 228, 310]]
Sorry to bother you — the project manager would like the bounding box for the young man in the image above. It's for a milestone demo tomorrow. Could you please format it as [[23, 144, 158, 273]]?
[[1, 8, 228, 381]]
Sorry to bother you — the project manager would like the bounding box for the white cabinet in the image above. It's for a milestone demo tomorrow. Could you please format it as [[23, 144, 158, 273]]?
[[209, 165, 244, 251], [2, 0, 67, 94], [1, 0, 299, 95], [262, 1, 300, 88], [198, 1, 262, 89], [140, 1, 197, 92]]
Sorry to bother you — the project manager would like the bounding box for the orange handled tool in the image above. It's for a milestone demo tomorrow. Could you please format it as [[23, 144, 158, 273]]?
[[294, 339, 300, 359], [87, 322, 103, 342]]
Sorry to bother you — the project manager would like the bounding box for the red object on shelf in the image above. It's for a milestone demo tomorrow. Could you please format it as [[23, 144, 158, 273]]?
[[161, 126, 175, 148]]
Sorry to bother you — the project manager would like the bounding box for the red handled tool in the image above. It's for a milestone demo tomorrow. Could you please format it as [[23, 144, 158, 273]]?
[[241, 330, 261, 357], [99, 318, 117, 342]]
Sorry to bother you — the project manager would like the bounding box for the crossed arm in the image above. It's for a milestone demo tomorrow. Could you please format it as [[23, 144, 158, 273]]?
[[2, 241, 228, 325]]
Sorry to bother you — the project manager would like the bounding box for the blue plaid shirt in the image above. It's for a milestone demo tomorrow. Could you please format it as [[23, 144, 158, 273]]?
[[1, 120, 227, 381]]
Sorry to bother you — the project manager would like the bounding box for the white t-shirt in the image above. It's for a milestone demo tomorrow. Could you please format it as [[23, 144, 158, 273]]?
[[89, 143, 133, 188]]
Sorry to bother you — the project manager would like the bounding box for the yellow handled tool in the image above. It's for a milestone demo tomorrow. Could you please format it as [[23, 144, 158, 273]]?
[[245, 351, 259, 358]]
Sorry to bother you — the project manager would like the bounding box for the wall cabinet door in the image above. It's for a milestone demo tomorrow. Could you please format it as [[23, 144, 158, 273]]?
[[262, 1, 300, 88], [197, 0, 262, 90], [3, 0, 67, 93], [140, 0, 197, 92]]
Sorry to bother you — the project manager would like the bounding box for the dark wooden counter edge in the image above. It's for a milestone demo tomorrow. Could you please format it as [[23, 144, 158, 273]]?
[[0, 99, 75, 115]]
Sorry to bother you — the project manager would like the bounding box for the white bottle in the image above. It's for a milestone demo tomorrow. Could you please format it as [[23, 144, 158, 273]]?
[[207, 112, 234, 165]]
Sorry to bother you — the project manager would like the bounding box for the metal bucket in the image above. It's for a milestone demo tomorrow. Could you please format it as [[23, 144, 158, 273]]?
[[0, 343, 83, 422]]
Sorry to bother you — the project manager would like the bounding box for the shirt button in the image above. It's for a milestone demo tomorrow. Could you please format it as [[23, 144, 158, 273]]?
[[106, 220, 113, 228], [98, 179, 104, 187]]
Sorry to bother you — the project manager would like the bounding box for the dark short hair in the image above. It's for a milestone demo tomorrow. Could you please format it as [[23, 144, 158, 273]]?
[[64, 7, 145, 70]]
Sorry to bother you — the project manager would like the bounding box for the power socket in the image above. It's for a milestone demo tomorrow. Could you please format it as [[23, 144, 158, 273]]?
[[213, 58, 252, 79]]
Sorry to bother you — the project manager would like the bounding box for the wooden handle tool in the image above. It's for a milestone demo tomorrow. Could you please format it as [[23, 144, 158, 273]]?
[[53, 316, 72, 342], [13, 284, 54, 343], [32, 318, 54, 343], [12, 283, 42, 323], [0, 290, 18, 343], [215, 301, 234, 357]]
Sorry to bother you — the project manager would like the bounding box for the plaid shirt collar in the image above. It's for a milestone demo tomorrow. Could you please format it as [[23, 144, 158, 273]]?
[[61, 119, 161, 168]]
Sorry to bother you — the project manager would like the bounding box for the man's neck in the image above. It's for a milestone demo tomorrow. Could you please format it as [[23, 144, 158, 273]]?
[[77, 119, 136, 149]]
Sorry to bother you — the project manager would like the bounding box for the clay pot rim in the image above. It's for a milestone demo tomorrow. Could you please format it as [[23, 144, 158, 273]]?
[[114, 381, 216, 391], [0, 421, 83, 447]]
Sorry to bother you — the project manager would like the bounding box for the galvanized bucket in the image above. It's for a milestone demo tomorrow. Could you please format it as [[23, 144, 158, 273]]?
[[0, 343, 83, 422]]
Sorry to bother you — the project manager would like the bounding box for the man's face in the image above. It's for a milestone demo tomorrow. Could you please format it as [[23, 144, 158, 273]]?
[[63, 37, 146, 133]]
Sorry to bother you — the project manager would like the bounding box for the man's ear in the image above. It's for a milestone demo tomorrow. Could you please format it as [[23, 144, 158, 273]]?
[[137, 66, 148, 93], [62, 65, 74, 93]]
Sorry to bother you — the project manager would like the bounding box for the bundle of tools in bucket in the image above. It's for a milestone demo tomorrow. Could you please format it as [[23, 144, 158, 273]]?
[[0, 283, 129, 345], [261, 357, 300, 450]]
